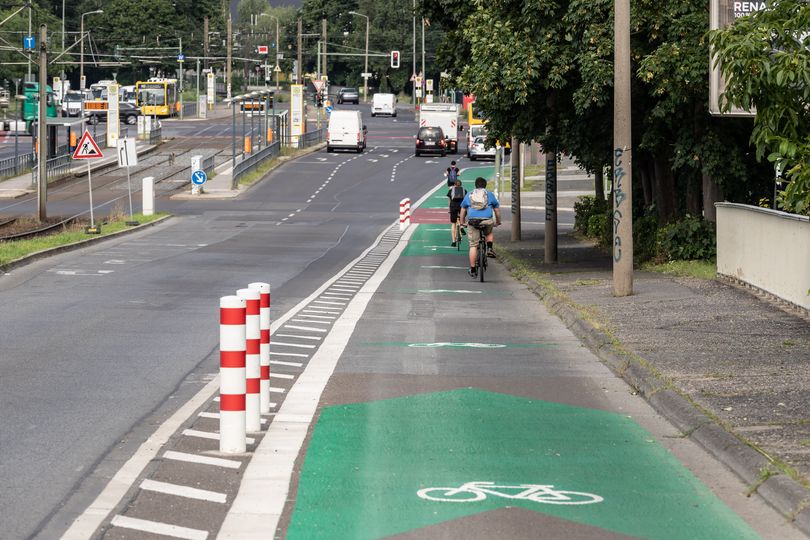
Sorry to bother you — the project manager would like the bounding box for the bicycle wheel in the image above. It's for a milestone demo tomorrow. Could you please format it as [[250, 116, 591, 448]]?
[[478, 240, 486, 282], [528, 490, 604, 505], [417, 487, 485, 502]]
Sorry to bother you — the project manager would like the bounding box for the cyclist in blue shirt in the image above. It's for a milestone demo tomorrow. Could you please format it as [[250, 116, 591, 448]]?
[[459, 176, 502, 277]]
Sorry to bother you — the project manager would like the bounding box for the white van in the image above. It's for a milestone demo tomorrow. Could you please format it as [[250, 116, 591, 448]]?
[[327, 110, 367, 153], [371, 93, 397, 117]]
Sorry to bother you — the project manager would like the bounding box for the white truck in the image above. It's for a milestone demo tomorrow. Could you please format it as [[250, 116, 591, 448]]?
[[371, 93, 397, 117], [418, 103, 460, 153]]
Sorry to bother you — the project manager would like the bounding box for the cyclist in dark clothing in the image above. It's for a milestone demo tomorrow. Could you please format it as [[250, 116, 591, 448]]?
[[447, 179, 467, 247]]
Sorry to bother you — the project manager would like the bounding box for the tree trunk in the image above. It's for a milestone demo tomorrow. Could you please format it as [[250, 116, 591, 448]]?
[[653, 153, 676, 222], [686, 175, 701, 215], [638, 153, 653, 208], [594, 167, 605, 202], [702, 171, 723, 222]]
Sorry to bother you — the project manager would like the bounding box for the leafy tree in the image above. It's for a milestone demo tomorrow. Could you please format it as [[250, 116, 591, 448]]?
[[709, 0, 810, 215]]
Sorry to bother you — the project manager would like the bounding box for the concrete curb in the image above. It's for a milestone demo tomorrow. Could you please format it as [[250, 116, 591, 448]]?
[[0, 215, 172, 273], [498, 252, 810, 536]]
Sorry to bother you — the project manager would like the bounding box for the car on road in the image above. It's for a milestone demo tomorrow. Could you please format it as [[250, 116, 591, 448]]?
[[415, 126, 446, 157], [468, 135, 496, 161], [61, 91, 84, 117], [85, 102, 142, 125], [371, 93, 397, 117], [337, 87, 360, 105], [327, 109, 367, 153]]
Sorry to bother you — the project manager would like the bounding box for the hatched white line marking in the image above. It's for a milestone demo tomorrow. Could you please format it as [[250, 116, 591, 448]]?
[[324, 291, 352, 296], [329, 288, 357, 293], [269, 341, 316, 349], [269, 373, 295, 380], [313, 300, 346, 306], [319, 295, 350, 300], [296, 315, 337, 320], [140, 479, 227, 504], [110, 515, 208, 540], [183, 429, 255, 444], [284, 325, 328, 333], [270, 360, 304, 367], [162, 451, 241, 469], [268, 351, 310, 357], [197, 412, 266, 425], [291, 319, 331, 325], [274, 333, 322, 340], [269, 387, 286, 394]]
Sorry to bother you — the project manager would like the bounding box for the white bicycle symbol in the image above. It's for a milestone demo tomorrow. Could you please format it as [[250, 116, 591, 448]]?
[[417, 481, 604, 505]]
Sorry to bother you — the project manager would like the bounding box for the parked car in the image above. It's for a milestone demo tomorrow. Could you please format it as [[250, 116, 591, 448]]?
[[468, 135, 496, 161], [61, 91, 84, 117], [415, 126, 446, 157], [85, 102, 141, 125], [326, 110, 367, 153], [337, 87, 360, 105]]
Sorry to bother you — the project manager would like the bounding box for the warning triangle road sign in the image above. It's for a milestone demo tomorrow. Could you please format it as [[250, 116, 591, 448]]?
[[73, 130, 104, 160]]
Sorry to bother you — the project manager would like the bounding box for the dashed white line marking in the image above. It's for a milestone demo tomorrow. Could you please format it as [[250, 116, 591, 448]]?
[[110, 515, 208, 540], [162, 451, 241, 469], [269, 360, 304, 367], [140, 479, 227, 504], [269, 341, 317, 349]]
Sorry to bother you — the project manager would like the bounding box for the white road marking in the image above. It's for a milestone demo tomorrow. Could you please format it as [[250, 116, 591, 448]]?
[[269, 387, 286, 394], [268, 341, 316, 349], [110, 515, 208, 540], [294, 314, 336, 320], [140, 479, 227, 504], [313, 300, 346, 306], [302, 308, 342, 314], [183, 429, 255, 444], [269, 360, 303, 367], [319, 295, 350, 300], [162, 451, 241, 470], [274, 333, 322, 340], [419, 289, 484, 294], [268, 351, 310, 358], [269, 373, 295, 380], [291, 319, 331, 325], [328, 288, 357, 293]]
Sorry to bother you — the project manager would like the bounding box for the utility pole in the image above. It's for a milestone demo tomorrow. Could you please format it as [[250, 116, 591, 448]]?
[[27, 5, 31, 80], [37, 24, 47, 222], [613, 0, 633, 296], [511, 137, 522, 242], [321, 19, 327, 81], [544, 148, 558, 262], [412, 0, 416, 107], [227, 15, 232, 99], [203, 16, 209, 71], [296, 19, 302, 84]]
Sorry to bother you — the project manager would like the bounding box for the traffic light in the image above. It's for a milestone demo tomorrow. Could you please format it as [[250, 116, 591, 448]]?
[[390, 50, 400, 69]]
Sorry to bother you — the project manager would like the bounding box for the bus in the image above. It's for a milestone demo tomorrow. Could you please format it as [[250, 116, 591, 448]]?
[[136, 79, 179, 117], [21, 82, 58, 133]]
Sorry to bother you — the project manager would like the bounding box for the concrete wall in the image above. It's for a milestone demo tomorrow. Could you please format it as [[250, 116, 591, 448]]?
[[716, 202, 810, 311]]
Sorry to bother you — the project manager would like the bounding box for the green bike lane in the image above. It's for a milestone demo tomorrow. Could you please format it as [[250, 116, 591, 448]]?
[[275, 180, 774, 539]]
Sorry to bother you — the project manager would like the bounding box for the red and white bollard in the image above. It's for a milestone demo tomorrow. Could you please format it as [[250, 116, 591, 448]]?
[[219, 295, 246, 454], [237, 287, 262, 433], [249, 282, 271, 414], [399, 198, 411, 230]]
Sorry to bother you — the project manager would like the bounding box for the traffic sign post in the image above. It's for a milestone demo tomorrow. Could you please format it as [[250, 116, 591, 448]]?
[[73, 131, 104, 233], [191, 155, 205, 195], [23, 36, 35, 50], [117, 138, 139, 224]]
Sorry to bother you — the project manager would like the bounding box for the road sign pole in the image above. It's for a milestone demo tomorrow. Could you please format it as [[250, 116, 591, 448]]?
[[87, 161, 95, 229]]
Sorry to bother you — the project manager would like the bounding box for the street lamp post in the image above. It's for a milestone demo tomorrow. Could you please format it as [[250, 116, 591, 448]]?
[[80, 10, 103, 91], [349, 11, 369, 103], [260, 14, 280, 91]]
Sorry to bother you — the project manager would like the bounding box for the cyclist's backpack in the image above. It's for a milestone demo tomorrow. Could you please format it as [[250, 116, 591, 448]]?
[[447, 167, 459, 183], [470, 188, 489, 210], [451, 185, 465, 201]]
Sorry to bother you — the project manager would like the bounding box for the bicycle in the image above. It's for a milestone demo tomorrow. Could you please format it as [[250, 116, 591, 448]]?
[[467, 219, 489, 282], [417, 481, 604, 505]]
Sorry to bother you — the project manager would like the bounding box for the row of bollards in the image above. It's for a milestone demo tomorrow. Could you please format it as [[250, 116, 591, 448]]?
[[219, 282, 272, 454]]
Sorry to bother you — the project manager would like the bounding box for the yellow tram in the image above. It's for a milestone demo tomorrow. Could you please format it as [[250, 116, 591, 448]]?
[[136, 78, 179, 117]]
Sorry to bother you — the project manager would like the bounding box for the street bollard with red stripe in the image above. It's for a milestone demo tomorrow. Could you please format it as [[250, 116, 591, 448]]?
[[399, 198, 411, 230], [249, 282, 271, 414], [219, 295, 246, 454], [237, 287, 262, 433]]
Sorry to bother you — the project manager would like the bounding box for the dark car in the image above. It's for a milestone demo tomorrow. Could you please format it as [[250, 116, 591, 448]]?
[[415, 126, 446, 157], [85, 102, 141, 125], [337, 87, 360, 105]]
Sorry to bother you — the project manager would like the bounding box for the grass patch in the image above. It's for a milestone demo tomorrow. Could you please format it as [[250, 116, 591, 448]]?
[[524, 164, 544, 177], [237, 146, 311, 187], [574, 278, 603, 286], [642, 259, 716, 280], [0, 212, 167, 267]]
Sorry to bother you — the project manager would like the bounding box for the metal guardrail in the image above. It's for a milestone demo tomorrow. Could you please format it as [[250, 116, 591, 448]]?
[[202, 154, 215, 174], [31, 153, 72, 185], [297, 128, 325, 149], [232, 141, 281, 188], [0, 151, 34, 178]]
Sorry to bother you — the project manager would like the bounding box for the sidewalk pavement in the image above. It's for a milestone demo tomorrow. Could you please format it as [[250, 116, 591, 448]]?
[[494, 190, 810, 534]]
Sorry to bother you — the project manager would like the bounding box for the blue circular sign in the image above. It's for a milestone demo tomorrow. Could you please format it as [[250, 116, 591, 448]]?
[[191, 170, 207, 185], [325, 105, 333, 116], [177, 53, 185, 62]]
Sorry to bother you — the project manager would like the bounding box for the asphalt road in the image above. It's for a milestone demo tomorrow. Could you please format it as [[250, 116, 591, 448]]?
[[0, 102, 454, 539]]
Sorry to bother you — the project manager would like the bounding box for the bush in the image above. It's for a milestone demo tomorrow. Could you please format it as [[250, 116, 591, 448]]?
[[574, 195, 608, 234], [587, 214, 611, 248], [655, 215, 716, 261], [633, 214, 659, 263]]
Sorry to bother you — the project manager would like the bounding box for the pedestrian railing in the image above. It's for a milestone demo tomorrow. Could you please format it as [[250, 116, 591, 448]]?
[[148, 126, 162, 145], [182, 102, 197, 119], [30, 153, 72, 185], [0, 151, 34, 178], [232, 141, 281, 188], [297, 128, 326, 149], [202, 154, 216, 175]]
